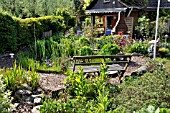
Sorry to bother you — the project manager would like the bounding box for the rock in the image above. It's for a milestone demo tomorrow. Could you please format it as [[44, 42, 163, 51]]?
[[32, 105, 42, 113], [14, 103, 33, 113], [13, 103, 20, 110], [21, 83, 32, 90], [14, 90, 32, 102], [109, 77, 120, 85], [30, 94, 43, 103], [30, 94, 43, 104], [51, 86, 65, 98], [31, 94, 43, 98], [36, 87, 43, 93], [15, 89, 32, 96], [131, 65, 147, 76], [16, 89, 32, 95], [23, 96, 31, 102], [33, 98, 42, 104]]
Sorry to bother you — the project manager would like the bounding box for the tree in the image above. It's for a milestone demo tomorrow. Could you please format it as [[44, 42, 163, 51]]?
[[83, 0, 93, 9], [73, 0, 84, 15], [0, 0, 74, 18]]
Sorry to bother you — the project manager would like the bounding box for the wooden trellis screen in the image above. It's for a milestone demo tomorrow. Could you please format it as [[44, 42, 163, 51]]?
[[42, 30, 52, 38]]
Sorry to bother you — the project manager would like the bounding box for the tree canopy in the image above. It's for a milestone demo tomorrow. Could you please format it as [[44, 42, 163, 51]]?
[[0, 0, 74, 18]]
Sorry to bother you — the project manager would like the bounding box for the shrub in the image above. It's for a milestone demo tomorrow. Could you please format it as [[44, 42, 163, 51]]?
[[159, 42, 170, 50], [79, 46, 93, 56], [158, 47, 169, 54], [17, 36, 71, 72], [77, 36, 90, 47], [59, 38, 77, 57], [0, 75, 13, 112], [17, 51, 38, 69], [114, 35, 130, 51], [36, 40, 46, 61], [96, 36, 114, 49], [129, 41, 148, 54], [37, 38, 60, 60], [98, 44, 120, 55]]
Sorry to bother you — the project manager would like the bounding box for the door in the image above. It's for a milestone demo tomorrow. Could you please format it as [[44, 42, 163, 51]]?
[[106, 15, 118, 29]]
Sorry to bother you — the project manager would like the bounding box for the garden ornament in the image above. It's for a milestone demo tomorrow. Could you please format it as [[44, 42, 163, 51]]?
[[9, 53, 14, 58]]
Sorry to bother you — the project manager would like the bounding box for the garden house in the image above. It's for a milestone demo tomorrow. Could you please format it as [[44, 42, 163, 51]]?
[[86, 0, 131, 36], [86, 0, 170, 37]]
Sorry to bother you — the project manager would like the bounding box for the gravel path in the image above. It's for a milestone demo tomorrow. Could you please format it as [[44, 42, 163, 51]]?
[[39, 73, 67, 92]]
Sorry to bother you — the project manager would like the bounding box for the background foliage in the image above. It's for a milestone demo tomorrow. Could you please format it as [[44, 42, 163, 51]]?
[[0, 0, 74, 18]]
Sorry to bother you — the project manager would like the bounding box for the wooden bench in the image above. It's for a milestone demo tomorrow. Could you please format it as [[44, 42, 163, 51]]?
[[69, 55, 132, 79]]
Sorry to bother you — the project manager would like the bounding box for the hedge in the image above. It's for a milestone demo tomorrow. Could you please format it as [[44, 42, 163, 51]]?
[[0, 13, 17, 53], [15, 16, 66, 48], [0, 13, 75, 53]]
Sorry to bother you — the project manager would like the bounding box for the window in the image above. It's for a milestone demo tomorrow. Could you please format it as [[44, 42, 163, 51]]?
[[104, 0, 110, 3]]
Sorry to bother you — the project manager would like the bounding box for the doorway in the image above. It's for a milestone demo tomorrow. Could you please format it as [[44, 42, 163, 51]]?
[[106, 16, 117, 29], [106, 16, 113, 29]]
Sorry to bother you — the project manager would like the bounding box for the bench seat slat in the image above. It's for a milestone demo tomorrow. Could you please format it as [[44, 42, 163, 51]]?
[[70, 64, 124, 73]]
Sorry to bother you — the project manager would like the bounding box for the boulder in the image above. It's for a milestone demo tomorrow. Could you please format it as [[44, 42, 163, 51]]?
[[131, 65, 147, 76], [33, 98, 42, 104], [15, 89, 32, 96]]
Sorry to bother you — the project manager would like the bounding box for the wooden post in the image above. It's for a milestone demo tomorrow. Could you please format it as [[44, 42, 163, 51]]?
[[34, 23, 37, 59], [104, 16, 107, 34], [92, 15, 95, 26]]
